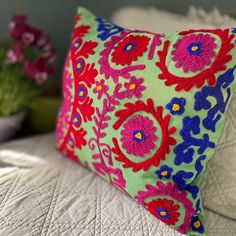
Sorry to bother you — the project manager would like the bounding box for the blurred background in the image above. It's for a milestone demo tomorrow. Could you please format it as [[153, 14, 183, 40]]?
[[1, 0, 236, 74], [0, 0, 235, 142]]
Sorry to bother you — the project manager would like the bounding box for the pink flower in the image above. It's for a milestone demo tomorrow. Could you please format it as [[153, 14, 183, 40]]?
[[171, 33, 217, 73], [6, 43, 24, 64], [23, 58, 53, 85], [120, 115, 157, 157], [123, 76, 145, 98], [8, 15, 27, 39], [9, 15, 41, 46], [115, 76, 146, 99], [7, 15, 56, 85], [93, 79, 109, 99], [21, 27, 41, 46]]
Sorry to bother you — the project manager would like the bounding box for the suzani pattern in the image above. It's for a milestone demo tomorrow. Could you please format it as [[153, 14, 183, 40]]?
[[56, 7, 236, 236]]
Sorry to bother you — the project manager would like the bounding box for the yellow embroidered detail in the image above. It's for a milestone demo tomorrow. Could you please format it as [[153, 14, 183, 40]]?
[[96, 85, 102, 91], [135, 132, 142, 140], [161, 170, 168, 176], [76, 63, 82, 69], [191, 46, 199, 52], [172, 104, 180, 111], [129, 83, 136, 90], [126, 45, 133, 51], [74, 42, 79, 48], [193, 220, 201, 228], [73, 117, 78, 123], [160, 211, 167, 216]]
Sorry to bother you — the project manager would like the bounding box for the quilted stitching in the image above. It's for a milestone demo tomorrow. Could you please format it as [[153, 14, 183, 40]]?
[[0, 135, 235, 236]]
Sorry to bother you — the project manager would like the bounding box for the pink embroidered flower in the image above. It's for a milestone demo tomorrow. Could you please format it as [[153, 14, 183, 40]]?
[[93, 79, 109, 99], [120, 115, 157, 157], [171, 33, 217, 73], [123, 76, 145, 98], [111, 34, 150, 66]]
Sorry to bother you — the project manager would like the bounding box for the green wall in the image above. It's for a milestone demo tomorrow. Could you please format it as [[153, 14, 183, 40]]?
[[0, 0, 235, 77]]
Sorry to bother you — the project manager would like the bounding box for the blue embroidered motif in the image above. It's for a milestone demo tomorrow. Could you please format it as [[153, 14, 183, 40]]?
[[195, 67, 236, 132], [190, 215, 204, 233], [173, 170, 193, 190], [173, 170, 199, 199], [174, 116, 215, 166], [155, 165, 173, 179], [96, 18, 124, 41], [166, 97, 186, 115], [232, 28, 236, 43], [196, 199, 201, 214], [195, 155, 206, 177]]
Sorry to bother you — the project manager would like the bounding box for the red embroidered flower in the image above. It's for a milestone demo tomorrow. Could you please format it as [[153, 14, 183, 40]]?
[[93, 79, 109, 99], [172, 33, 217, 73], [135, 181, 195, 234], [120, 115, 157, 157], [146, 198, 180, 225], [112, 99, 176, 172], [111, 35, 150, 66]]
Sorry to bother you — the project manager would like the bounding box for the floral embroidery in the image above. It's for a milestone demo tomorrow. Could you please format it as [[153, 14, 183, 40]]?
[[146, 198, 180, 225], [111, 35, 151, 66], [93, 79, 109, 99], [120, 115, 157, 157], [58, 20, 98, 158], [99, 31, 147, 83], [77, 84, 88, 102], [112, 99, 176, 172], [135, 181, 195, 233], [191, 216, 204, 233], [155, 165, 173, 179], [96, 17, 124, 41], [72, 113, 82, 128], [156, 29, 234, 91], [124, 77, 145, 98], [166, 97, 186, 115], [114, 76, 145, 99], [172, 34, 217, 73]]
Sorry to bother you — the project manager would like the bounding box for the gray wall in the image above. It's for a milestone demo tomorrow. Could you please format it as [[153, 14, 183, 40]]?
[[0, 0, 235, 77]]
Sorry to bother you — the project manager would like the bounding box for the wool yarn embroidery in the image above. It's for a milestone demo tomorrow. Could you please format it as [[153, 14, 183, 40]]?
[[56, 7, 236, 236]]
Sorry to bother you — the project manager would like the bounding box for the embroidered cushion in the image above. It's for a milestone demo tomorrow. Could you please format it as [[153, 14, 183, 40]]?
[[112, 7, 236, 221], [56, 7, 236, 235]]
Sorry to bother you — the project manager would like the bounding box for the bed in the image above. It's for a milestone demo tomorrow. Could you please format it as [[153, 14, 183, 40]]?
[[0, 134, 235, 236]]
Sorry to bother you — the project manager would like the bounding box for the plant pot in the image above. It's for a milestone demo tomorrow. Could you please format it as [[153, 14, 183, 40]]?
[[0, 111, 26, 143], [29, 96, 61, 133]]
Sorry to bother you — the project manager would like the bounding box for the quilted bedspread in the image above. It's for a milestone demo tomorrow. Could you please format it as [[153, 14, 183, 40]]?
[[0, 134, 235, 236]]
